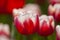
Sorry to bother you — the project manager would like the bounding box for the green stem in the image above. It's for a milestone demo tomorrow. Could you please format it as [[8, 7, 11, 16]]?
[[44, 37, 48, 40], [27, 35, 32, 40], [22, 35, 32, 40], [11, 23, 15, 40], [22, 35, 27, 40]]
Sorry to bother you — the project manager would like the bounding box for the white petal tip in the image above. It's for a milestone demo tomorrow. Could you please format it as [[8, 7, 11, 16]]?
[[3, 24, 10, 36], [39, 15, 47, 19], [56, 25, 60, 30], [48, 16, 54, 20]]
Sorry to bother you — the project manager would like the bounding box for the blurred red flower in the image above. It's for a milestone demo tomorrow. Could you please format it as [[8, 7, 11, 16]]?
[[38, 15, 55, 36], [48, 4, 60, 22], [6, 0, 25, 14]]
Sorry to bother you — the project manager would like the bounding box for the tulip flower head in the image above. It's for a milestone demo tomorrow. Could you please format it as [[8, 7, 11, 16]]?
[[14, 8, 39, 35], [48, 4, 60, 22], [56, 25, 60, 40], [38, 15, 55, 36], [0, 23, 10, 40]]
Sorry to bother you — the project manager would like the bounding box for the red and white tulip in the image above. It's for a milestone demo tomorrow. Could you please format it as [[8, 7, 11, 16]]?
[[48, 4, 60, 22], [38, 15, 55, 36], [13, 8, 39, 35], [56, 25, 60, 40], [0, 23, 10, 40]]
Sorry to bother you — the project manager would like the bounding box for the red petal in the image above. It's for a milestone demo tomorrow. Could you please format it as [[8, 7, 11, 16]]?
[[39, 21, 52, 36], [15, 18, 25, 34], [23, 19, 34, 35], [55, 13, 60, 22]]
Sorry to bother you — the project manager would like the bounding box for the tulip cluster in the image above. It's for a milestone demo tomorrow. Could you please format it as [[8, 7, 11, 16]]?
[[13, 4, 55, 37], [1, 0, 60, 40], [48, 0, 60, 39], [0, 23, 10, 40]]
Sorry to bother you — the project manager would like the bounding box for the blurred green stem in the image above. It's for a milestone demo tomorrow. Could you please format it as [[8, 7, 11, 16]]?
[[27, 35, 32, 40], [22, 35, 32, 40], [22, 35, 26, 40], [11, 23, 15, 40], [44, 37, 48, 40]]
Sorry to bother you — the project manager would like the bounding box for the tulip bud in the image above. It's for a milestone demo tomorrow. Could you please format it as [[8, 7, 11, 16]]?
[[14, 8, 39, 35], [24, 4, 41, 16], [48, 4, 60, 22], [0, 24, 10, 40], [56, 25, 60, 40], [38, 15, 55, 36]]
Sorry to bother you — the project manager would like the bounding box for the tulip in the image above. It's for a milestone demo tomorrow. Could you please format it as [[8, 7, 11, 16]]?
[[13, 8, 39, 35], [0, 23, 10, 40], [6, 0, 25, 13], [38, 15, 55, 36], [23, 4, 41, 16], [49, 0, 60, 5], [56, 25, 60, 40], [48, 4, 60, 22]]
